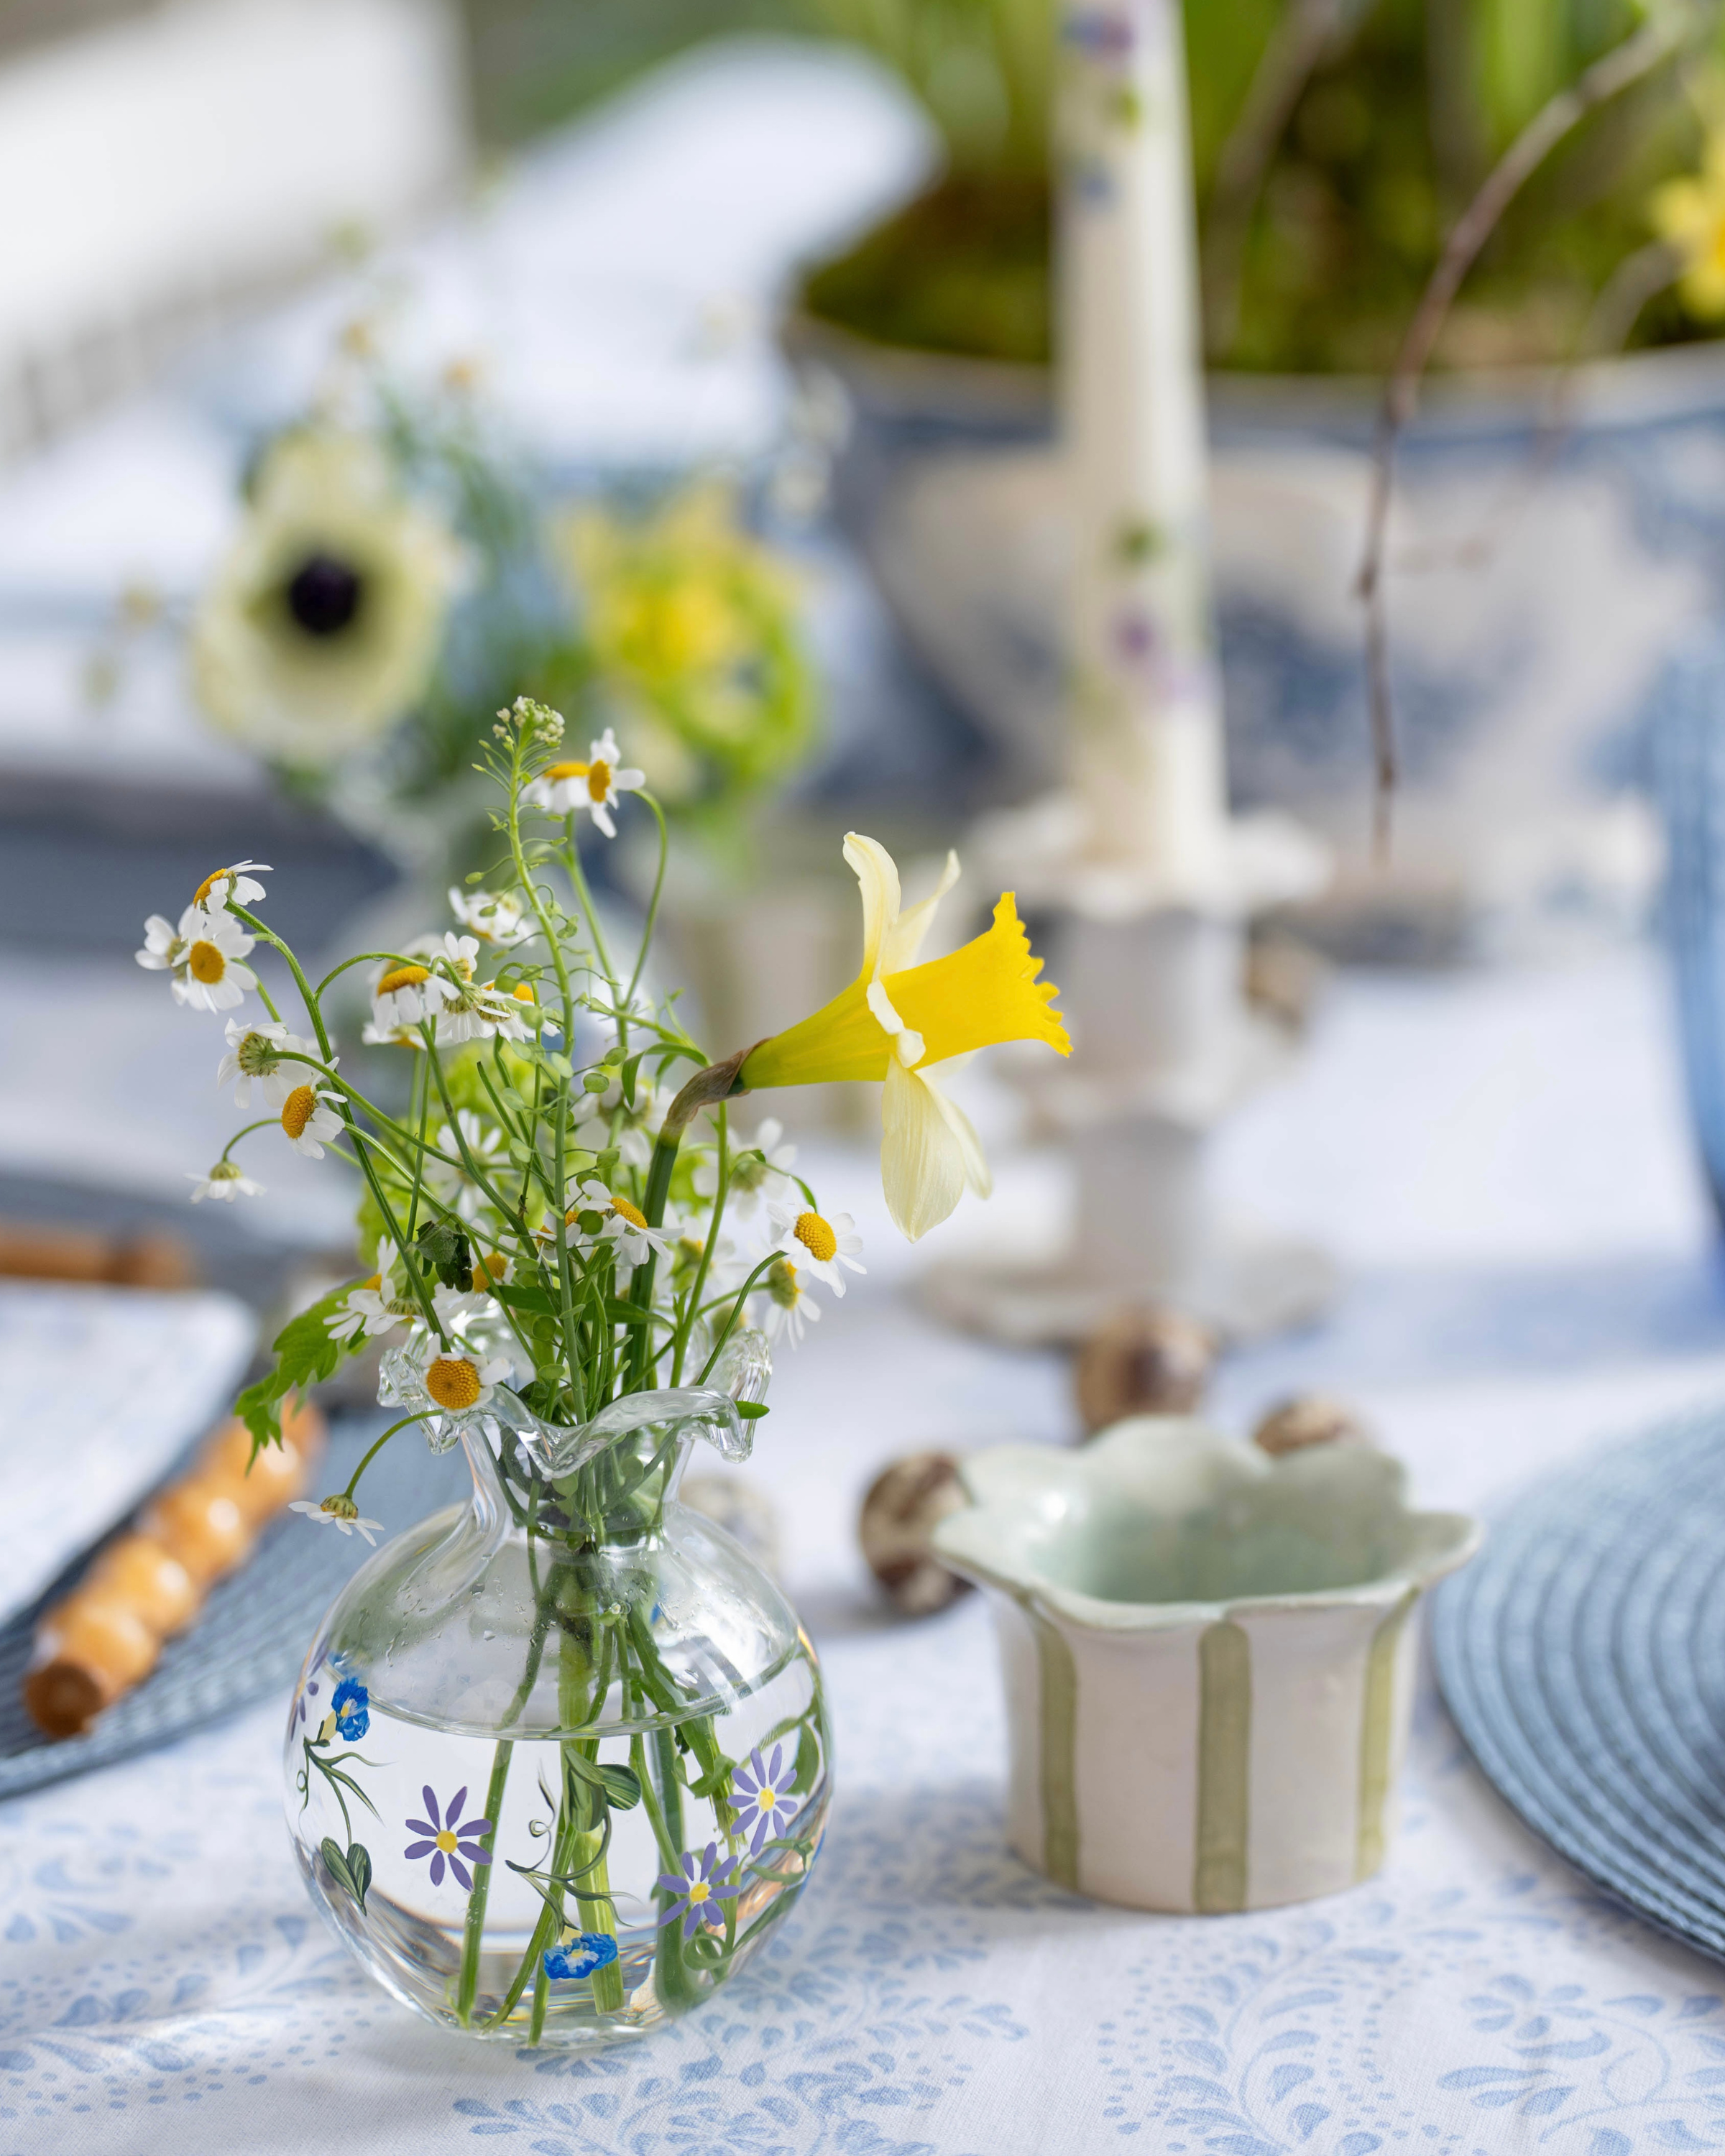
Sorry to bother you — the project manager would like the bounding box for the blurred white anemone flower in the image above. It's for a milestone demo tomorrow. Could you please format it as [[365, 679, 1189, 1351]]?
[[190, 428, 464, 762]]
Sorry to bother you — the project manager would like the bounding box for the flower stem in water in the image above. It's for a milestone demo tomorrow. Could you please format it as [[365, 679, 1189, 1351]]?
[[455, 1738, 513, 2027]]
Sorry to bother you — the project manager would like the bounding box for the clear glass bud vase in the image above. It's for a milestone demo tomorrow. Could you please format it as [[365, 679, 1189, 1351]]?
[[282, 1367, 829, 2049]]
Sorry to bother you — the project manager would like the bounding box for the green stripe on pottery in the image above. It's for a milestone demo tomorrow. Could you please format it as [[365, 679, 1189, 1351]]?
[[1356, 1588, 1418, 1881], [1193, 1619, 1251, 1913], [1031, 1612, 1080, 1889]]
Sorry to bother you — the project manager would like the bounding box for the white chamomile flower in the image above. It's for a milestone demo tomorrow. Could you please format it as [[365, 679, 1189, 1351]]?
[[137, 904, 257, 1013], [192, 860, 271, 911], [421, 1350, 515, 1419], [694, 1115, 796, 1215], [216, 1017, 317, 1109], [289, 1495, 382, 1545], [436, 975, 535, 1048], [280, 1078, 345, 1158], [522, 727, 644, 838], [573, 1075, 663, 1169], [326, 1241, 410, 1342], [758, 1258, 819, 1347], [429, 1111, 507, 1221], [562, 1179, 676, 1271], [188, 1161, 264, 1203], [767, 1202, 865, 1297], [432, 1282, 487, 1330], [367, 937, 458, 1038], [448, 885, 530, 947]]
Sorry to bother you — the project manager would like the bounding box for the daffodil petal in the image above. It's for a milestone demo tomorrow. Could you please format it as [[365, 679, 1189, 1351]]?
[[882, 849, 960, 974], [880, 1059, 968, 1241], [918, 1064, 993, 1199], [843, 834, 901, 980]]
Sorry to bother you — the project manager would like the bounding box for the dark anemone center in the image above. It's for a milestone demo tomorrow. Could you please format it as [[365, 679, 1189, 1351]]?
[[285, 553, 364, 637]]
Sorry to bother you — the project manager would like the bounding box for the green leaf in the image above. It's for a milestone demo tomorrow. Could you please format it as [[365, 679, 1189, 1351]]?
[[494, 1281, 561, 1317], [794, 1721, 822, 1814], [594, 1763, 642, 1812], [321, 1837, 372, 1913], [562, 1754, 642, 1812], [603, 1299, 658, 1325], [621, 1052, 643, 1109], [737, 1401, 770, 1421], [415, 1219, 472, 1291], [235, 1283, 365, 1454]]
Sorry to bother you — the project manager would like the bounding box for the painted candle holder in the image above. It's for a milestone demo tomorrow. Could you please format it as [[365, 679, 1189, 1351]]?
[[930, 1418, 1478, 1912]]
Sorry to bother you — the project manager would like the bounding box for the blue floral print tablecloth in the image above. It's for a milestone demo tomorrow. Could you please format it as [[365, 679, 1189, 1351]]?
[[10, 950, 1725, 2155]]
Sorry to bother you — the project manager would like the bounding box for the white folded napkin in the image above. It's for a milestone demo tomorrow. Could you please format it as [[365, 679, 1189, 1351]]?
[[0, 1279, 256, 1627]]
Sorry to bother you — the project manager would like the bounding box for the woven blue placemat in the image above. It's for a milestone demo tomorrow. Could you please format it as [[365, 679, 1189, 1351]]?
[[0, 1413, 470, 1801], [1432, 1401, 1725, 1963]]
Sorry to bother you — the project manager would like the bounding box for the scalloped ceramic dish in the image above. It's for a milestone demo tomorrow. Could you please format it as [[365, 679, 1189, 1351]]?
[[932, 1418, 1478, 1913]]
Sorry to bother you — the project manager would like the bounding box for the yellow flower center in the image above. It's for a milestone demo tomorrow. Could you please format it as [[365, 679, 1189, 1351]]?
[[320, 1493, 359, 1520], [187, 940, 226, 984], [361, 1273, 382, 1293], [512, 982, 535, 1003], [610, 1195, 648, 1231], [281, 1085, 317, 1138], [472, 1253, 505, 1291], [586, 759, 612, 801], [193, 867, 229, 907], [768, 1258, 800, 1307], [793, 1211, 837, 1263], [435, 1829, 458, 1855], [378, 962, 430, 996], [687, 1879, 709, 1906], [427, 1357, 482, 1409], [758, 1786, 776, 1810], [543, 760, 589, 782]]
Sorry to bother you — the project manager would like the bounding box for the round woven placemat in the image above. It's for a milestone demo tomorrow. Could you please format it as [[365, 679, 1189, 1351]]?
[[1432, 1402, 1725, 1962], [0, 1414, 469, 1801]]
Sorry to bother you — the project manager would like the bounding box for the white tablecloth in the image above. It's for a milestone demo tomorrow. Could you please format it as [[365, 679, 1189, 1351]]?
[[10, 949, 1725, 2153]]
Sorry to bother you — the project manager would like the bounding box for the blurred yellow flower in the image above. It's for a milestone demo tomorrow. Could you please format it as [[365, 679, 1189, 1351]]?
[[740, 836, 1070, 1240], [556, 483, 816, 814], [190, 429, 464, 762], [1652, 136, 1725, 319]]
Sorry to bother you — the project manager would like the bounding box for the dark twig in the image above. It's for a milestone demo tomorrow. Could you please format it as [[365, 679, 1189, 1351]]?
[[1354, 8, 1690, 855]]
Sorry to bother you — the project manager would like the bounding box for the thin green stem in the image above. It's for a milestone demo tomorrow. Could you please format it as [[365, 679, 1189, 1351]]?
[[672, 1104, 727, 1385], [621, 793, 670, 1018], [340, 1412, 435, 1503], [455, 1738, 514, 2026], [217, 1117, 277, 1165]]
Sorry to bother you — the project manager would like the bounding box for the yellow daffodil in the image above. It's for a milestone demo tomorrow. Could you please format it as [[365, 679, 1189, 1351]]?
[[740, 835, 1070, 1240], [1652, 134, 1725, 319]]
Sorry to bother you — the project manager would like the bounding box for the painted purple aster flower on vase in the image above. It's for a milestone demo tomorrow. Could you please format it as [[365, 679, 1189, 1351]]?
[[656, 1843, 741, 1939], [404, 1786, 494, 1890], [729, 1743, 799, 1854]]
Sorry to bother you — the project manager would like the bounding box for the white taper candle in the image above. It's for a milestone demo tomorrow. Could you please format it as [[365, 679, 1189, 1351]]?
[[1059, 0, 1229, 893]]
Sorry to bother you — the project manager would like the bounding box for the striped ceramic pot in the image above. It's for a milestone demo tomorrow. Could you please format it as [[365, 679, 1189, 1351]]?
[[932, 1417, 1478, 1913]]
